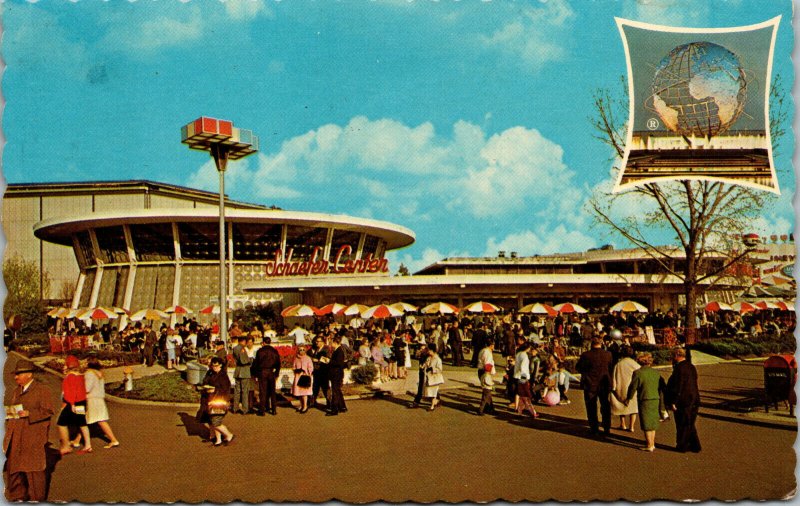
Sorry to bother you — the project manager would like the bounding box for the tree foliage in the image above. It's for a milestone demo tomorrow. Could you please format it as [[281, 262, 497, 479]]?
[[588, 76, 786, 340], [3, 255, 51, 333]]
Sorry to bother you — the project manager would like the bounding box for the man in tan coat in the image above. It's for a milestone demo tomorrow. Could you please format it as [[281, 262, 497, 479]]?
[[4, 360, 55, 502]]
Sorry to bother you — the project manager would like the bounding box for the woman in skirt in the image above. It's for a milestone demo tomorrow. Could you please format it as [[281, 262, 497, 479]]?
[[57, 355, 92, 455], [423, 343, 444, 411], [82, 357, 120, 448], [196, 357, 234, 446]]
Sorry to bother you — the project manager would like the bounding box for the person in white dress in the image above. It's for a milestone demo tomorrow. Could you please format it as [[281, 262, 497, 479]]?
[[610, 345, 640, 432], [74, 357, 120, 449]]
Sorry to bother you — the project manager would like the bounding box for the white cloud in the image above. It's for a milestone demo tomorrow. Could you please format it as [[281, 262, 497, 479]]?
[[620, 0, 710, 27], [480, 0, 575, 71], [484, 225, 597, 257], [222, 0, 274, 21]]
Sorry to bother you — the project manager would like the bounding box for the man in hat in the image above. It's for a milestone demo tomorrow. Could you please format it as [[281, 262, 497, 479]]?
[[252, 337, 281, 416], [665, 347, 702, 452], [4, 360, 55, 502]]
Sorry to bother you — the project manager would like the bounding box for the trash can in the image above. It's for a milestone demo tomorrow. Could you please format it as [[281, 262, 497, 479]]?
[[186, 361, 208, 385], [763, 354, 797, 414]]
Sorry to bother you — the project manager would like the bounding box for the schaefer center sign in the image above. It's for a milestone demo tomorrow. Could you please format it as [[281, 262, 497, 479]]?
[[264, 245, 389, 277]]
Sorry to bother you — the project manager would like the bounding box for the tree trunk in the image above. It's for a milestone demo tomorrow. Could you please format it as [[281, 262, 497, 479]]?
[[684, 282, 699, 346]]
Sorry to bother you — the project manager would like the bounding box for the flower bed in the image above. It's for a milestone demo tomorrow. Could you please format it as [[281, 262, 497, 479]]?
[[43, 350, 141, 372], [107, 372, 201, 403]]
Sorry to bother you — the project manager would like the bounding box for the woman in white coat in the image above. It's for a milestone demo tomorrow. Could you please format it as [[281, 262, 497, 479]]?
[[423, 343, 444, 411], [73, 357, 120, 449], [610, 345, 640, 432]]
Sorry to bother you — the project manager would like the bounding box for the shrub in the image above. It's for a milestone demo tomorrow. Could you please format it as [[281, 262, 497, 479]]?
[[350, 364, 379, 384]]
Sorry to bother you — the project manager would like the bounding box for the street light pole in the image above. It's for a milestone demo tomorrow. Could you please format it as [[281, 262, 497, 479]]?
[[210, 143, 230, 348], [181, 117, 259, 350]]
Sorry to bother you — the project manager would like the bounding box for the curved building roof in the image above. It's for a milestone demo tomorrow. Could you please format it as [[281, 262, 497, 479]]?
[[33, 208, 415, 250]]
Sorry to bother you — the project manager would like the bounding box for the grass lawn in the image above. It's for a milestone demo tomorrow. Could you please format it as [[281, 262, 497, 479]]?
[[107, 371, 201, 403]]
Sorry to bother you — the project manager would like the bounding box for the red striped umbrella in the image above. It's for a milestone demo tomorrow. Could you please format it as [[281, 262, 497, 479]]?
[[463, 301, 501, 313], [704, 301, 732, 312], [199, 305, 221, 315], [754, 300, 781, 310], [518, 303, 557, 316], [317, 303, 347, 315], [280, 304, 320, 317], [420, 302, 459, 315], [361, 304, 403, 319], [553, 302, 588, 314], [610, 300, 649, 313], [776, 300, 795, 312], [78, 307, 119, 320], [730, 301, 757, 314], [164, 305, 193, 315], [343, 303, 369, 316]]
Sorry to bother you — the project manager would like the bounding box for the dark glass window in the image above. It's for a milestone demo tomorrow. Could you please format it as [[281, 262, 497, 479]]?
[[232, 223, 282, 260], [130, 266, 175, 310], [96, 226, 128, 264], [361, 234, 380, 258], [330, 230, 361, 263], [96, 266, 129, 308], [178, 223, 219, 260], [131, 223, 175, 261], [285, 226, 328, 262], [75, 231, 95, 268]]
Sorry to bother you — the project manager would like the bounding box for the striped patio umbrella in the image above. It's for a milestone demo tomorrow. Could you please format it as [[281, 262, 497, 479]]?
[[553, 302, 588, 314], [420, 302, 459, 315], [317, 303, 347, 315], [518, 303, 557, 316], [776, 300, 795, 312], [130, 308, 169, 321], [463, 301, 501, 313], [110, 306, 130, 316], [361, 304, 403, 319], [390, 301, 418, 313], [704, 301, 732, 312], [280, 304, 320, 317], [164, 305, 193, 315], [47, 307, 70, 318], [610, 300, 649, 313], [754, 300, 781, 310], [730, 301, 757, 314], [199, 305, 221, 315], [343, 304, 369, 316], [78, 307, 119, 320]]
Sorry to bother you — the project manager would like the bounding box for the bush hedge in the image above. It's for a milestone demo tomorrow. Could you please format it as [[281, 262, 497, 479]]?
[[350, 365, 379, 384]]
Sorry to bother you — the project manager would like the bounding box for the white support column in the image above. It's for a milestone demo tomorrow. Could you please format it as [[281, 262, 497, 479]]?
[[123, 225, 136, 263], [355, 233, 366, 260], [172, 263, 182, 328], [72, 273, 86, 309], [279, 224, 287, 258], [123, 265, 137, 312], [89, 266, 103, 308]]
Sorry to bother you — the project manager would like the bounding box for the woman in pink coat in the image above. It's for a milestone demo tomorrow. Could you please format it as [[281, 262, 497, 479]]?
[[292, 345, 314, 413]]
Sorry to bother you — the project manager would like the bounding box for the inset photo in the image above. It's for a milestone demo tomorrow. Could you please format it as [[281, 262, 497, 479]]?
[[614, 17, 780, 193]]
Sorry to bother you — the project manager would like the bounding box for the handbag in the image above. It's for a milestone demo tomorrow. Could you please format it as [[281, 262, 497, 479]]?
[[208, 397, 228, 415], [297, 374, 312, 388]]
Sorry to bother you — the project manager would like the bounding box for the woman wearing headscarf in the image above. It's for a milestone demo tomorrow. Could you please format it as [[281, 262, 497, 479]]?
[[610, 345, 640, 432], [624, 352, 666, 452]]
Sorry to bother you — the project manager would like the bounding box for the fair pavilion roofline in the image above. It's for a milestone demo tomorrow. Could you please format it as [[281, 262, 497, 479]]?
[[33, 208, 416, 250]]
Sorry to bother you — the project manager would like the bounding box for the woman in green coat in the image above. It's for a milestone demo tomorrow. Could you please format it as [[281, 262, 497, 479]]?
[[624, 352, 666, 452]]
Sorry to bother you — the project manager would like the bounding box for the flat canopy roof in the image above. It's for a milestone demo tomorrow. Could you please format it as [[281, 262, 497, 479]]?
[[33, 208, 415, 250]]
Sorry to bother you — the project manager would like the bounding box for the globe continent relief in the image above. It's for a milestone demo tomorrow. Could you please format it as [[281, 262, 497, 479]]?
[[649, 41, 746, 138]]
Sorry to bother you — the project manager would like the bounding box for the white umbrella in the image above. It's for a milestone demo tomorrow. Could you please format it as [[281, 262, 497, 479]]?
[[130, 308, 169, 321], [343, 303, 369, 316], [463, 301, 501, 313]]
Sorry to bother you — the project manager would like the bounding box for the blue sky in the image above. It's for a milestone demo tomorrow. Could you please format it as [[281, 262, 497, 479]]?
[[2, 0, 795, 273]]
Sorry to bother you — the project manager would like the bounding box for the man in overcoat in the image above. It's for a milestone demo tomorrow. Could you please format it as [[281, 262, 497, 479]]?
[[252, 337, 281, 416], [666, 347, 701, 452], [327, 335, 348, 416], [4, 360, 55, 502], [576, 337, 613, 436]]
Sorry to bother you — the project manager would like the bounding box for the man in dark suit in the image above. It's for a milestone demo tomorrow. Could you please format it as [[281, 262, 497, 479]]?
[[666, 347, 701, 452], [327, 335, 348, 416], [576, 337, 613, 436], [252, 337, 281, 416], [470, 324, 487, 368], [448, 322, 464, 367]]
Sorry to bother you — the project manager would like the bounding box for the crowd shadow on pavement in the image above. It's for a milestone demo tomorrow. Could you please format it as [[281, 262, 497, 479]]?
[[44, 443, 63, 501]]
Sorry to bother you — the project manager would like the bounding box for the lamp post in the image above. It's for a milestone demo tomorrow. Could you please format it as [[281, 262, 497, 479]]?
[[181, 117, 258, 348]]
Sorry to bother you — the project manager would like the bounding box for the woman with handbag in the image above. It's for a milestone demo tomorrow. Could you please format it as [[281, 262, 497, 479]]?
[[196, 357, 234, 447], [423, 343, 444, 411], [57, 355, 92, 455], [292, 345, 314, 413]]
